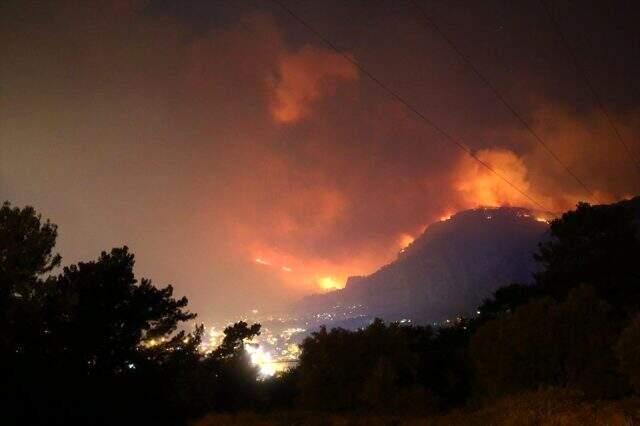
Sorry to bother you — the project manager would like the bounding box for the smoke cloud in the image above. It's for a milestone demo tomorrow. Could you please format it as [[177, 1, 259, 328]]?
[[269, 46, 358, 123], [2, 1, 638, 320]]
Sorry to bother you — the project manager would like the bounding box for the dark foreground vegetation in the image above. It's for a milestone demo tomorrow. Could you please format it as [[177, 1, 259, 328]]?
[[196, 389, 640, 425], [1, 197, 639, 425]]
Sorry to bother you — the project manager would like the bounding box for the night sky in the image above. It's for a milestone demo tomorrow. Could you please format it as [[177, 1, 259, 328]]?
[[2, 0, 639, 322]]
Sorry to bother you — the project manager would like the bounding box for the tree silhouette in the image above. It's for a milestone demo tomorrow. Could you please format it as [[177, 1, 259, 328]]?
[[477, 283, 539, 319], [297, 319, 416, 411], [41, 246, 196, 375], [0, 201, 61, 355], [615, 315, 640, 393], [190, 321, 262, 413], [0, 201, 61, 287], [212, 321, 261, 359], [296, 318, 469, 413], [0, 202, 210, 425], [471, 285, 624, 398], [535, 201, 640, 312]]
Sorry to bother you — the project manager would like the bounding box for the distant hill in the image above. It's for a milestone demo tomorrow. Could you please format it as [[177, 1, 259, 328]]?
[[296, 197, 640, 324], [296, 206, 549, 324]]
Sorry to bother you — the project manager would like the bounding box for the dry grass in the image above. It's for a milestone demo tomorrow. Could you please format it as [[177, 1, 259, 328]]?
[[427, 389, 640, 426], [194, 390, 640, 426]]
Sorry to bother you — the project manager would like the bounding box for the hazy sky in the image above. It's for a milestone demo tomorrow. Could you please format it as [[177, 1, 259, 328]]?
[[2, 0, 639, 322]]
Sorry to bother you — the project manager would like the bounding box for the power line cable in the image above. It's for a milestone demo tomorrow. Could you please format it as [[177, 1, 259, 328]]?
[[269, 0, 557, 215], [539, 0, 640, 178], [410, 0, 598, 201]]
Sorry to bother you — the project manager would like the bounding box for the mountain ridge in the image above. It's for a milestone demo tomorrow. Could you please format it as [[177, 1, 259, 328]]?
[[296, 206, 549, 323], [296, 197, 640, 324]]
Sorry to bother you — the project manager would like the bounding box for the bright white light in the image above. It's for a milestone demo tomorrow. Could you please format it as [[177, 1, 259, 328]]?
[[245, 344, 276, 377]]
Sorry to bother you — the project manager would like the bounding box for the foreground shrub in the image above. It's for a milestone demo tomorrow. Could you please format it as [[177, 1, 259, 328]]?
[[471, 286, 625, 398], [296, 318, 470, 413], [616, 315, 640, 393]]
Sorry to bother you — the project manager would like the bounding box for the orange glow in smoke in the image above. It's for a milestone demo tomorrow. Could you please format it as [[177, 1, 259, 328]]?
[[439, 211, 454, 221], [238, 145, 608, 295], [246, 241, 382, 293], [317, 276, 341, 291], [398, 233, 414, 249], [455, 148, 532, 208]]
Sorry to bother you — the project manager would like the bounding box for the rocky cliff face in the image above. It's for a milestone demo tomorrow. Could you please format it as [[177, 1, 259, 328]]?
[[297, 206, 549, 323]]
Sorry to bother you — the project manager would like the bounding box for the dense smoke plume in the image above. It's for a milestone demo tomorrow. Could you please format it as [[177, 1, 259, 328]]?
[[2, 1, 638, 319]]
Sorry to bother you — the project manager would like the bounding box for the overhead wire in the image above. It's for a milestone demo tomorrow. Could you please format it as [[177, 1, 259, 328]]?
[[269, 0, 558, 215], [410, 0, 598, 201], [539, 0, 640, 179]]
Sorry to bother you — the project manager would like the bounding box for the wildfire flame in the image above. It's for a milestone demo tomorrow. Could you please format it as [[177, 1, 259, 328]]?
[[240, 146, 582, 294], [317, 276, 341, 291], [398, 233, 414, 249], [439, 212, 453, 221]]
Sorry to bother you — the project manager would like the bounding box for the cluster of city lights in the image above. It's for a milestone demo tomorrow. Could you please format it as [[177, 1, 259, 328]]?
[[195, 305, 370, 379], [196, 317, 309, 379]]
